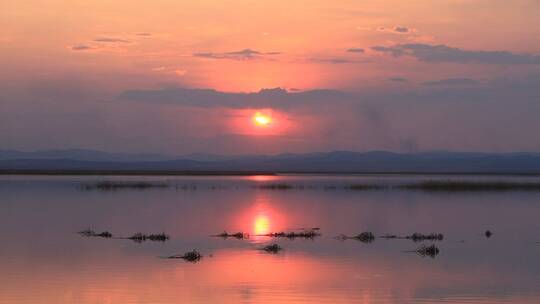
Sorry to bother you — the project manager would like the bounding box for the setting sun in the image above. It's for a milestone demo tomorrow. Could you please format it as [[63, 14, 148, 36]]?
[[253, 112, 272, 127]]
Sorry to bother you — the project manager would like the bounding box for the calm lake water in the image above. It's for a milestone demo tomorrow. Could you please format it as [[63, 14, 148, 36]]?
[[1, 175, 540, 304]]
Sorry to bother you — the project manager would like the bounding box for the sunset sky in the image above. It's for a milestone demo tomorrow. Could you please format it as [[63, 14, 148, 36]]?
[[2, 0, 540, 154]]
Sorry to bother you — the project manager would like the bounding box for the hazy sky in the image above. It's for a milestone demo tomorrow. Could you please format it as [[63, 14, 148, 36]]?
[[2, 0, 540, 154]]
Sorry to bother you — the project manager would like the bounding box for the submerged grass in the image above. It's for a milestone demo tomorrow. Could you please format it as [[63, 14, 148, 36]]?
[[78, 229, 112, 238], [379, 232, 444, 242], [337, 231, 375, 243], [345, 184, 386, 190], [127, 233, 170, 242], [415, 244, 440, 258], [406, 233, 444, 242], [83, 181, 170, 191], [256, 183, 295, 190], [167, 250, 202, 262], [261, 244, 282, 253], [212, 231, 246, 239], [262, 228, 321, 239], [81, 180, 540, 192], [400, 180, 540, 192]]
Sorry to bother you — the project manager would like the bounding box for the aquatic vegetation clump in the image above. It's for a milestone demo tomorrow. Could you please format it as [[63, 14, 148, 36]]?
[[400, 180, 540, 192], [354, 231, 375, 243], [380, 234, 398, 239], [147, 233, 170, 241], [128, 233, 170, 242], [83, 181, 170, 191], [416, 244, 440, 258], [213, 231, 246, 239], [346, 184, 385, 190], [261, 244, 282, 253], [485, 230, 493, 238], [406, 233, 444, 242], [264, 229, 321, 239], [78, 229, 112, 238], [256, 183, 294, 190], [167, 250, 203, 262], [336, 231, 375, 243]]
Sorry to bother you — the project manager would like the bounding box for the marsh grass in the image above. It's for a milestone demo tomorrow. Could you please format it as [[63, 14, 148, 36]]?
[[345, 184, 386, 190], [400, 180, 540, 192], [127, 233, 170, 242], [380, 234, 398, 239], [212, 231, 246, 239], [167, 250, 202, 262], [415, 244, 440, 258], [379, 232, 444, 242], [406, 233, 444, 242], [256, 183, 294, 190], [337, 231, 375, 243], [262, 229, 321, 239], [78, 229, 112, 238], [83, 181, 170, 191], [261, 244, 282, 253]]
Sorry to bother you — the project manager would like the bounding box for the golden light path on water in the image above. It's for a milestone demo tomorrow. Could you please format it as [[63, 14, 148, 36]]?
[[254, 214, 270, 235]]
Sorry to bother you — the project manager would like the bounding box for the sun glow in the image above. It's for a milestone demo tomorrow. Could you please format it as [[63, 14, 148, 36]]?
[[253, 112, 272, 126], [254, 215, 270, 235]]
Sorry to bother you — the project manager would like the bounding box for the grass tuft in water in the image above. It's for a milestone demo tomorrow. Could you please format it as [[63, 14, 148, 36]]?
[[337, 231, 375, 243], [345, 184, 385, 190], [263, 229, 321, 239], [416, 244, 440, 258], [83, 181, 170, 191], [400, 180, 540, 192], [261, 244, 282, 253], [406, 233, 444, 242], [167, 250, 202, 262], [354, 231, 376, 243], [256, 183, 294, 190], [212, 231, 246, 239], [128, 233, 170, 242], [78, 229, 112, 238]]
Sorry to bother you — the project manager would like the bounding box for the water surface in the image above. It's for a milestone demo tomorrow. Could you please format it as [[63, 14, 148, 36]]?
[[1, 175, 539, 303]]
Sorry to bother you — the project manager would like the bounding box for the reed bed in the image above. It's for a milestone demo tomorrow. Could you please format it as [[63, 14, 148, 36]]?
[[345, 184, 386, 190], [399, 180, 540, 192], [255, 183, 295, 190], [83, 181, 170, 191]]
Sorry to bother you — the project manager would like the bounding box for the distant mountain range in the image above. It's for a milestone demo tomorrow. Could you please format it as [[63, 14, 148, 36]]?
[[2, 149, 540, 174]]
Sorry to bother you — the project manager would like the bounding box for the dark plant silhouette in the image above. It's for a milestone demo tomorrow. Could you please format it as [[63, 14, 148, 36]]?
[[261, 244, 283, 253], [83, 181, 170, 191], [212, 231, 246, 239], [167, 250, 202, 262], [415, 244, 440, 258], [78, 229, 112, 238], [127, 233, 170, 242]]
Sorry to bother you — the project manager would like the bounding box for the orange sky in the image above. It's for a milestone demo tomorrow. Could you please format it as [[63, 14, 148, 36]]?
[[3, 0, 540, 91], [2, 0, 540, 153]]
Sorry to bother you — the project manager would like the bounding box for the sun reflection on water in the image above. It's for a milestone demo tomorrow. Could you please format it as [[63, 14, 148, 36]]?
[[254, 214, 270, 235]]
